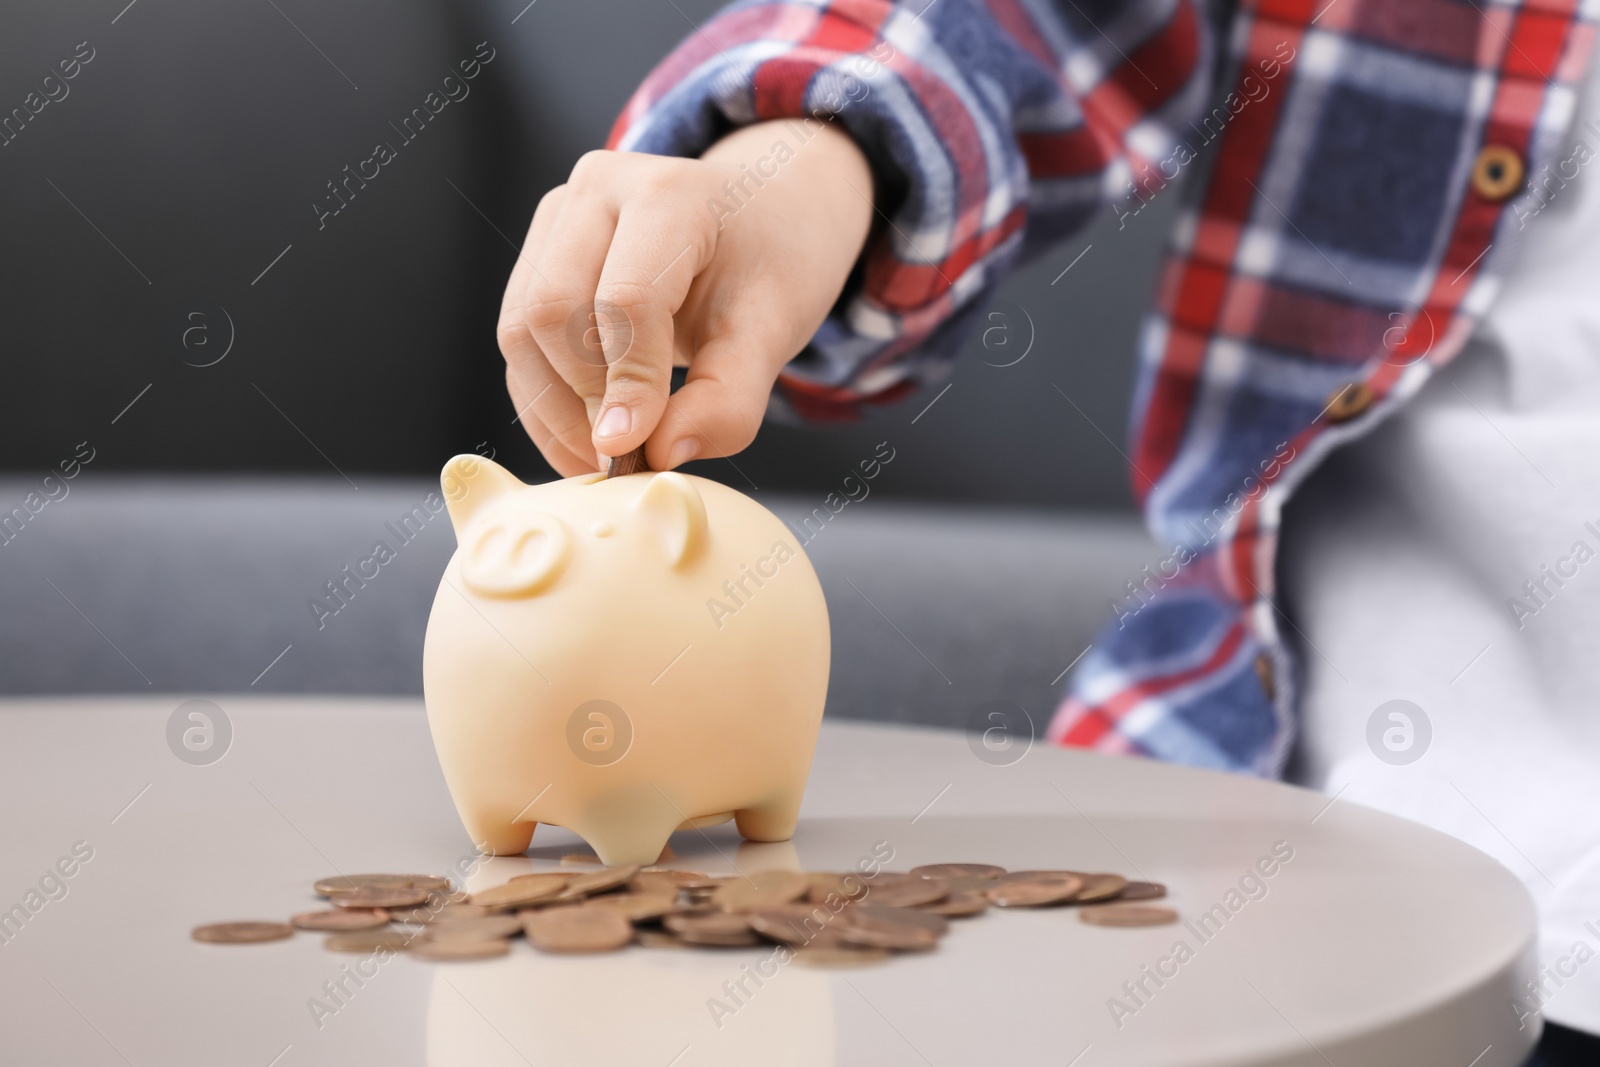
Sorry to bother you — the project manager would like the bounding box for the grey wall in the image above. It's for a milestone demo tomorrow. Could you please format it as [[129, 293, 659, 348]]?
[[1, 0, 1180, 512]]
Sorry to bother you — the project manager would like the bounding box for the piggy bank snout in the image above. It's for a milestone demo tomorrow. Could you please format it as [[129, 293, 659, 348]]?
[[460, 512, 570, 597]]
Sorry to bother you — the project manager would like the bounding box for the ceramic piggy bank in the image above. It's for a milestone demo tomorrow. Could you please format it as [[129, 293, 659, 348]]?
[[422, 455, 830, 866]]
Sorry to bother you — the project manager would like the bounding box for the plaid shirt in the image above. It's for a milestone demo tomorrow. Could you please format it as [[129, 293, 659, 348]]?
[[610, 0, 1597, 775]]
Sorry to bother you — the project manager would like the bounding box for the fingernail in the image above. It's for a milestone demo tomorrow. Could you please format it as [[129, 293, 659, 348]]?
[[595, 405, 631, 438], [668, 438, 699, 468]]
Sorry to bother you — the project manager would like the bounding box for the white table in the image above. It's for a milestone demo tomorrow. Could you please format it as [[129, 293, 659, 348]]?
[[0, 697, 1539, 1067]]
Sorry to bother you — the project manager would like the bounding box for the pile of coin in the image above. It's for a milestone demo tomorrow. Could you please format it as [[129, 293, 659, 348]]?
[[191, 862, 1174, 966]]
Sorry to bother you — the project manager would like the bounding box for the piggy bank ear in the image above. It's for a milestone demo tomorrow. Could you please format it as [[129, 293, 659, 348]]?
[[633, 472, 707, 569], [461, 512, 571, 597], [440, 455, 523, 532]]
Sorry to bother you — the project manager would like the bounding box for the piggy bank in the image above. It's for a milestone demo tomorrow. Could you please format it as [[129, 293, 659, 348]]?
[[422, 455, 830, 866]]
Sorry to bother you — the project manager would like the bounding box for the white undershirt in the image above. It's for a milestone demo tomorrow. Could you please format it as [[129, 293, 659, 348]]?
[[1281, 65, 1600, 1033]]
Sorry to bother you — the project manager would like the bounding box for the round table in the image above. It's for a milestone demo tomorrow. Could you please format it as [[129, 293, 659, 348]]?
[[0, 697, 1538, 1066]]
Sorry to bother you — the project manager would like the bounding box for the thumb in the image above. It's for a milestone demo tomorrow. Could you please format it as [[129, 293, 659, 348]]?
[[644, 330, 786, 471]]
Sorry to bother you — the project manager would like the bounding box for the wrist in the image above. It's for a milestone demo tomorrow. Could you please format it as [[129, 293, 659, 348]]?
[[700, 120, 873, 254]]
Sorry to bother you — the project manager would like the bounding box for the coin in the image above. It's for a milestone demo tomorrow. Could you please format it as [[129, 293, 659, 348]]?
[[423, 916, 524, 942], [941, 874, 1006, 893], [985, 874, 1084, 907], [918, 892, 990, 918], [664, 912, 760, 947], [315, 873, 417, 895], [1079, 904, 1178, 927], [583, 892, 678, 923], [403, 903, 494, 924], [523, 905, 634, 953], [325, 929, 414, 953], [1072, 874, 1129, 903], [1001, 870, 1080, 880], [635, 930, 687, 949], [387, 906, 439, 925], [910, 864, 1005, 881], [208, 859, 1168, 966], [839, 909, 939, 951], [630, 870, 716, 894], [1119, 881, 1167, 901], [747, 904, 842, 946], [864, 874, 948, 908], [851, 904, 949, 938], [409, 875, 455, 892], [793, 945, 891, 967], [411, 939, 511, 961], [713, 870, 809, 913], [607, 446, 649, 478], [330, 887, 431, 910], [558, 864, 641, 900], [472, 874, 569, 910], [291, 908, 390, 932], [805, 872, 869, 904], [192, 922, 294, 944]]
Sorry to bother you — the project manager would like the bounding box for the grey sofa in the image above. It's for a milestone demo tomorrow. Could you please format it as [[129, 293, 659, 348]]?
[[0, 475, 1153, 733]]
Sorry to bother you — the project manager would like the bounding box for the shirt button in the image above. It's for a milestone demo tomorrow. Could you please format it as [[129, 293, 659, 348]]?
[[1324, 381, 1374, 423], [1472, 144, 1524, 202]]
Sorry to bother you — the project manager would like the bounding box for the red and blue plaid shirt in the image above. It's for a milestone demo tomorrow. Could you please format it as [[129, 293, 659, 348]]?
[[610, 0, 1597, 775]]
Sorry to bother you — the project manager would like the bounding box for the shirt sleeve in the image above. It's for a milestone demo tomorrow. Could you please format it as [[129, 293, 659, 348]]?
[[608, 0, 1215, 423]]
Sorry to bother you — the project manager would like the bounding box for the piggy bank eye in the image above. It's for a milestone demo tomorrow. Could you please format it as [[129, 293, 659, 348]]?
[[460, 512, 570, 598]]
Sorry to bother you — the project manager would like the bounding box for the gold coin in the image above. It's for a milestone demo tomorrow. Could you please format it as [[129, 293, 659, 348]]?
[[314, 873, 416, 895], [910, 864, 1005, 881], [747, 904, 843, 946], [712, 870, 809, 913], [664, 912, 760, 947], [1079, 904, 1178, 927], [423, 916, 524, 942], [1072, 874, 1129, 903], [918, 892, 990, 918], [411, 939, 511, 961], [558, 864, 641, 900], [192, 922, 294, 944], [471, 874, 569, 910], [291, 908, 390, 932], [864, 874, 948, 908], [1119, 881, 1167, 901], [985, 874, 1084, 907], [793, 945, 891, 967], [330, 887, 431, 910], [583, 892, 678, 923], [325, 929, 414, 953], [522, 905, 634, 954]]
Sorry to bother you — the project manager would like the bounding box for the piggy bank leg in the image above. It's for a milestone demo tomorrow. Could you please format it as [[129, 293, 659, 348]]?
[[571, 810, 681, 868], [734, 789, 803, 843], [462, 811, 536, 857]]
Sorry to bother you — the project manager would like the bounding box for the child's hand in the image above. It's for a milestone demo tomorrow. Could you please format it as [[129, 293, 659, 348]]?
[[498, 122, 874, 476]]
